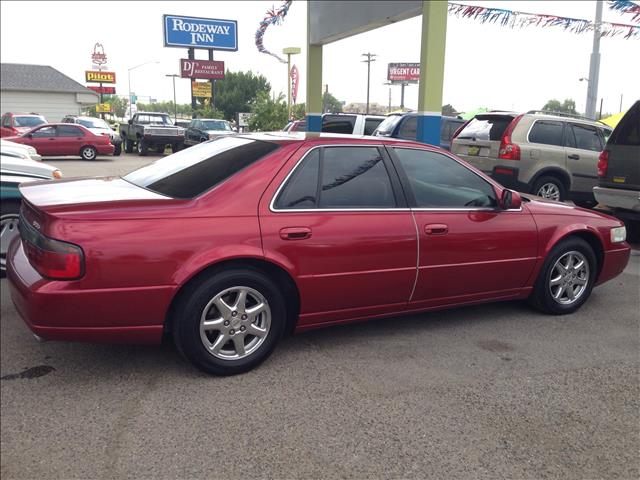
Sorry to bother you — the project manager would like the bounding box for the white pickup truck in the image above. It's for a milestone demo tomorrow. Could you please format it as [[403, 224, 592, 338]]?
[[284, 113, 386, 136]]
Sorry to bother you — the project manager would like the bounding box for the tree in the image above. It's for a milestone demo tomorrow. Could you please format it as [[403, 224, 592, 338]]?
[[249, 92, 288, 131], [214, 70, 271, 121], [442, 104, 458, 116], [291, 102, 306, 120], [322, 92, 343, 113], [542, 98, 577, 115]]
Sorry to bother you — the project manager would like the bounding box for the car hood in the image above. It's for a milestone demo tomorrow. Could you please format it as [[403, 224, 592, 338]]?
[[522, 194, 618, 221], [206, 130, 236, 137], [0, 155, 56, 178]]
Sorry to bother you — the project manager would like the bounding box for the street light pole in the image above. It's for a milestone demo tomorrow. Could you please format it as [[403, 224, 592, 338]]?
[[166, 74, 180, 123], [127, 61, 159, 118], [362, 52, 376, 114], [282, 47, 301, 120], [585, 1, 602, 119]]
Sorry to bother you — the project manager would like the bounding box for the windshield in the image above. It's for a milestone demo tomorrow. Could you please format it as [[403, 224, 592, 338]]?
[[124, 136, 280, 199], [457, 115, 514, 141], [374, 115, 402, 136], [136, 114, 174, 125], [201, 120, 232, 131], [77, 118, 110, 129], [14, 116, 46, 127]]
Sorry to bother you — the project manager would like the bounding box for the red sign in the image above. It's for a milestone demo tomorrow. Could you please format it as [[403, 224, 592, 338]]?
[[87, 86, 116, 94], [388, 62, 420, 83], [180, 59, 225, 79], [290, 65, 299, 104]]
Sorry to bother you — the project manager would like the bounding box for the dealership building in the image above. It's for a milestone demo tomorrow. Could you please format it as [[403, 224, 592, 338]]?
[[0, 63, 99, 122]]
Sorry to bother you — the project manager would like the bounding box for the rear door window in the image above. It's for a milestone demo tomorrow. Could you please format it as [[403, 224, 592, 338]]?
[[569, 123, 602, 151], [398, 117, 417, 140], [57, 125, 85, 137], [124, 137, 279, 199], [274, 146, 397, 209], [456, 115, 514, 141], [364, 118, 383, 136], [528, 120, 564, 146], [322, 115, 356, 134]]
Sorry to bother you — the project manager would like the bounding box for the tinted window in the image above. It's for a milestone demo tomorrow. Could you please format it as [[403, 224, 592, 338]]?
[[124, 137, 279, 199], [320, 147, 395, 208], [364, 118, 383, 136], [398, 117, 417, 140], [135, 114, 172, 125], [457, 115, 513, 141], [1, 115, 10, 127], [14, 116, 46, 127], [528, 120, 564, 146], [57, 125, 85, 137], [322, 115, 355, 134], [30, 126, 56, 138], [609, 103, 640, 146], [373, 115, 402, 136], [570, 123, 602, 151], [274, 150, 320, 209], [394, 148, 497, 208]]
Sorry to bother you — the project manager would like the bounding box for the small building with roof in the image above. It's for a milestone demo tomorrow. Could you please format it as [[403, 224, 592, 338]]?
[[1, 63, 99, 122]]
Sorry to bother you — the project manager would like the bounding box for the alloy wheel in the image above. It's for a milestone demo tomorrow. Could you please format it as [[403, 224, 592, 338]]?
[[548, 251, 590, 305], [0, 214, 20, 271], [199, 286, 271, 360], [82, 147, 96, 160], [537, 182, 561, 201]]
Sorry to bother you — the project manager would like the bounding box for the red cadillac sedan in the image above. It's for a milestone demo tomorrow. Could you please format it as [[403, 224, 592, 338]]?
[[7, 133, 630, 375], [6, 123, 114, 160]]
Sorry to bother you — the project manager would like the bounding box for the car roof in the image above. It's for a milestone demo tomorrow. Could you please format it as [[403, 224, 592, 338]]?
[[135, 111, 170, 115], [236, 131, 436, 149]]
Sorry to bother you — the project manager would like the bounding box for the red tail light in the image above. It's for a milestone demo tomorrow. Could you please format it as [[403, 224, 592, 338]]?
[[498, 114, 524, 161], [597, 150, 609, 178], [20, 220, 84, 280]]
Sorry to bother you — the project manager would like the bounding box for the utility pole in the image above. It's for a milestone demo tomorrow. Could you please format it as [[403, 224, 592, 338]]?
[[585, 1, 602, 119], [383, 82, 392, 112], [361, 52, 376, 114], [400, 82, 406, 110], [166, 74, 179, 123]]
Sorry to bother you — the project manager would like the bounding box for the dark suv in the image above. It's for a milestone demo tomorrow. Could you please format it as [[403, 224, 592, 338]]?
[[373, 113, 465, 150]]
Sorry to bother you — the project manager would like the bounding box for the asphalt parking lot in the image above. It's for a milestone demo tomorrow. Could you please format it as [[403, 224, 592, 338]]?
[[1, 152, 639, 479]]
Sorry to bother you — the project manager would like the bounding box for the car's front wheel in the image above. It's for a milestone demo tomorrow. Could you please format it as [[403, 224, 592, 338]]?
[[529, 237, 597, 315], [173, 268, 286, 375], [80, 146, 97, 161], [0, 200, 21, 276], [124, 138, 134, 153], [137, 138, 148, 156]]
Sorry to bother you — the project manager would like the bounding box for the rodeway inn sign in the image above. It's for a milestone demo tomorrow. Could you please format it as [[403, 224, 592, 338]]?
[[163, 14, 238, 50]]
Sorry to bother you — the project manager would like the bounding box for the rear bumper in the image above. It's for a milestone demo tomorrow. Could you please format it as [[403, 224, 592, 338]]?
[[142, 135, 185, 145], [489, 166, 530, 192], [595, 245, 631, 286], [7, 240, 170, 344], [97, 144, 115, 155], [593, 186, 640, 213]]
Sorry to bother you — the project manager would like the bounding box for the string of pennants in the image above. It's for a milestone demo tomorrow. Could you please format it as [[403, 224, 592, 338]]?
[[448, 1, 640, 39], [608, 0, 640, 22], [255, 0, 293, 63]]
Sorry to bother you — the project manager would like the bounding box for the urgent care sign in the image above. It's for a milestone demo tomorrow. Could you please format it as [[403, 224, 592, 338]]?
[[180, 59, 225, 79], [387, 63, 420, 83]]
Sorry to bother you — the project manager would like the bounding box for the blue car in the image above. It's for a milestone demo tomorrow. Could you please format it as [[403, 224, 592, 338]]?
[[373, 113, 465, 150]]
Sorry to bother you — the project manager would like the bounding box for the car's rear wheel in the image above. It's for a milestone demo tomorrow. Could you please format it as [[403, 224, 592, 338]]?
[[80, 146, 97, 161], [124, 138, 134, 153], [532, 176, 566, 202], [529, 237, 597, 315], [0, 200, 21, 276], [113, 142, 122, 156], [173, 268, 286, 375]]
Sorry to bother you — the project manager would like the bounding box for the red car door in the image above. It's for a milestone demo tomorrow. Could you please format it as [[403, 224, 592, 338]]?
[[388, 146, 538, 308], [259, 143, 418, 328], [57, 124, 87, 155], [24, 125, 59, 156]]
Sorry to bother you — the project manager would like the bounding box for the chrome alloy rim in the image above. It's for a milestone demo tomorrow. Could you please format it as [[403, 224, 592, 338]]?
[[0, 214, 20, 271], [549, 251, 589, 305], [83, 147, 96, 160], [537, 183, 560, 201], [199, 286, 271, 360]]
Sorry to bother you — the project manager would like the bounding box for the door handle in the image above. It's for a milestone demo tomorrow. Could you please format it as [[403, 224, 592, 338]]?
[[568, 154, 580, 160], [424, 224, 448, 235], [279, 227, 312, 240]]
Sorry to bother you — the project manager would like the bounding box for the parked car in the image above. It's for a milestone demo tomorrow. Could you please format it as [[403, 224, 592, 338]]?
[[61, 115, 122, 156], [1, 155, 61, 274], [120, 112, 185, 156], [373, 113, 466, 150], [1, 139, 42, 162], [593, 100, 640, 239], [282, 114, 384, 135], [7, 133, 630, 375], [451, 110, 613, 206], [184, 118, 235, 146], [0, 113, 47, 137], [283, 120, 307, 132], [6, 123, 114, 160]]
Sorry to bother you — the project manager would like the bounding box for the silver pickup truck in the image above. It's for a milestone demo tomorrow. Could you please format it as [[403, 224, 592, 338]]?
[[120, 112, 185, 156]]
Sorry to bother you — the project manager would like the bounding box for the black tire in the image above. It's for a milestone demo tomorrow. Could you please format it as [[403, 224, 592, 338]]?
[[172, 142, 184, 153], [172, 268, 286, 375], [528, 237, 597, 315], [137, 138, 148, 156], [113, 142, 122, 156], [532, 175, 567, 202], [1, 200, 21, 276], [80, 145, 97, 161], [124, 138, 134, 154]]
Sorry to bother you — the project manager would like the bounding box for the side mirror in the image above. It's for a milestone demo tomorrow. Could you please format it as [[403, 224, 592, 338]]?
[[128, 119, 133, 125], [500, 189, 522, 210]]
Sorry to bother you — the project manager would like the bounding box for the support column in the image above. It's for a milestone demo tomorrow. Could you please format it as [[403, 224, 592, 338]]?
[[306, 7, 323, 133], [416, 0, 447, 146]]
